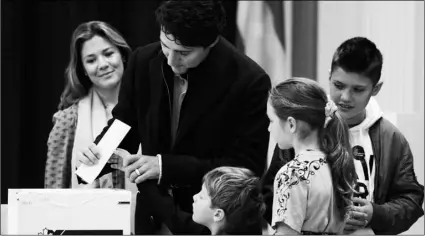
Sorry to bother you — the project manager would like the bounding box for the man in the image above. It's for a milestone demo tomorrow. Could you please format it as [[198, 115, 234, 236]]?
[[262, 37, 424, 235], [78, 0, 271, 234]]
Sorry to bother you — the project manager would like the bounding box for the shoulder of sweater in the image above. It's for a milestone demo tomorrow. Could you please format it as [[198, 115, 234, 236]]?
[[52, 103, 78, 126]]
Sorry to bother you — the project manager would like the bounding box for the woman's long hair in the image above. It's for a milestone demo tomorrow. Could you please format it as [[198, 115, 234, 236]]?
[[269, 77, 356, 218], [58, 21, 131, 110]]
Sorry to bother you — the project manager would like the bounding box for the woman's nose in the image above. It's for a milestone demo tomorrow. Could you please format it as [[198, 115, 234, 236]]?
[[98, 56, 109, 71]]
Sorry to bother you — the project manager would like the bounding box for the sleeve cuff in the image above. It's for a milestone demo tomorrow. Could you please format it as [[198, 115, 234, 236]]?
[[157, 154, 162, 185], [370, 202, 385, 230]]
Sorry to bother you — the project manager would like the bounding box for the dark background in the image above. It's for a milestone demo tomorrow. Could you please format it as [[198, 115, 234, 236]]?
[[1, 0, 317, 204], [0, 0, 238, 204]]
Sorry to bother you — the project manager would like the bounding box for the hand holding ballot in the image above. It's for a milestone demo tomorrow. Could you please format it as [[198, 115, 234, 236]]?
[[77, 144, 160, 185], [74, 119, 131, 184], [76, 146, 130, 169], [76, 143, 101, 166]]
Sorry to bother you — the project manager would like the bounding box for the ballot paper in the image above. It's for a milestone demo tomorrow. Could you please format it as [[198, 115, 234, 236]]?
[[7, 189, 132, 235], [75, 119, 131, 184]]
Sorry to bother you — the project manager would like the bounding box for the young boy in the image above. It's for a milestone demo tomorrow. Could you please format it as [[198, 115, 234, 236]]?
[[192, 166, 266, 235], [262, 37, 424, 235]]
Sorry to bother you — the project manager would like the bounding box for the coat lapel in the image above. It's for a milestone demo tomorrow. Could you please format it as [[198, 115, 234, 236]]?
[[174, 37, 235, 147], [147, 53, 173, 153]]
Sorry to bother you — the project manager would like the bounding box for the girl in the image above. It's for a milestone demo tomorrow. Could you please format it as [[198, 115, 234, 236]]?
[[268, 77, 356, 234]]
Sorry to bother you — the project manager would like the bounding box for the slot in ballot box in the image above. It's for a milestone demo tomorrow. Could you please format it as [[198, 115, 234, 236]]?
[[7, 189, 131, 235]]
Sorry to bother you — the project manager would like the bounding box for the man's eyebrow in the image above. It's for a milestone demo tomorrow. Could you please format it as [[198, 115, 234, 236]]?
[[160, 40, 193, 52]]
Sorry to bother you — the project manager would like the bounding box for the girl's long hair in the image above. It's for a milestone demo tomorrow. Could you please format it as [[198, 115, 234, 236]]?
[[319, 111, 357, 218], [269, 77, 356, 218]]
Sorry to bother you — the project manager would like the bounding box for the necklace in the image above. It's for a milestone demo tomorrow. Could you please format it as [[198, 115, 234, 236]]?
[[94, 90, 115, 118], [295, 149, 320, 158]]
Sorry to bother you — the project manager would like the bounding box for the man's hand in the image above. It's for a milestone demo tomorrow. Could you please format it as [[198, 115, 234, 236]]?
[[123, 154, 160, 184], [344, 197, 374, 232], [109, 148, 132, 171]]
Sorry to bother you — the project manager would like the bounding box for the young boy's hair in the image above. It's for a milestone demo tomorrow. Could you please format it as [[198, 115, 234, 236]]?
[[330, 37, 383, 86], [203, 166, 266, 234], [155, 0, 226, 47]]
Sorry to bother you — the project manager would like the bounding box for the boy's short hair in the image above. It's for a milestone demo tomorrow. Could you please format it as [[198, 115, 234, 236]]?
[[155, 0, 226, 47], [203, 166, 266, 234], [330, 37, 383, 86]]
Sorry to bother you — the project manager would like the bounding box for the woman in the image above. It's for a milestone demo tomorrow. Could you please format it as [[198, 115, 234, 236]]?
[[267, 77, 357, 234], [45, 20, 132, 189]]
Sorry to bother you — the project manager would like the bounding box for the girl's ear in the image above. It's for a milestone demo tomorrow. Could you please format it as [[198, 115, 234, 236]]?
[[287, 116, 297, 134]]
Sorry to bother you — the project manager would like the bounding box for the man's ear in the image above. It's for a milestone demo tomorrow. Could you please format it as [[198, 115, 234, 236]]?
[[372, 81, 383, 96], [208, 36, 220, 48], [213, 208, 225, 222]]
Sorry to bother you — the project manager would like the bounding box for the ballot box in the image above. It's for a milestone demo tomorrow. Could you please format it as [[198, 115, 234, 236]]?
[[1, 204, 8, 235], [7, 189, 131, 235]]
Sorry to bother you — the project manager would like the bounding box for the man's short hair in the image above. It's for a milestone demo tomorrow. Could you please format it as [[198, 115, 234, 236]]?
[[155, 0, 226, 47]]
